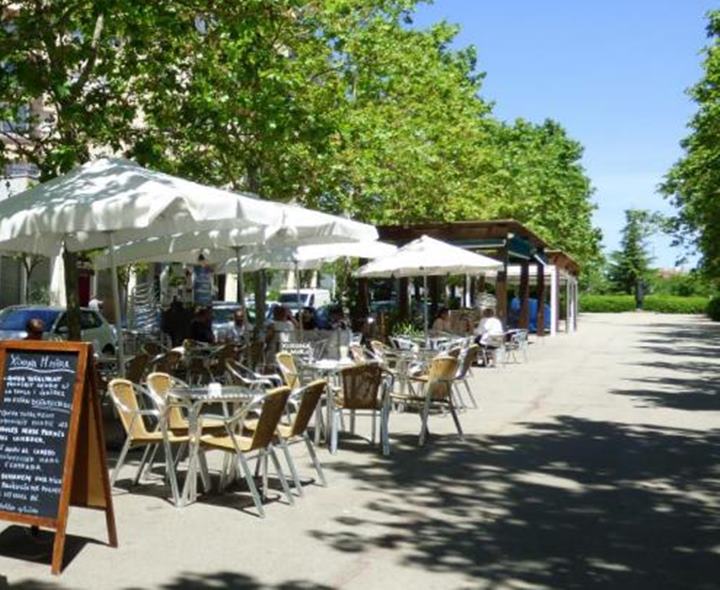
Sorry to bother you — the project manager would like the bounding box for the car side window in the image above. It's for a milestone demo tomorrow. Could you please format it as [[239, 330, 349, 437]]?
[[80, 311, 102, 330], [54, 313, 67, 332]]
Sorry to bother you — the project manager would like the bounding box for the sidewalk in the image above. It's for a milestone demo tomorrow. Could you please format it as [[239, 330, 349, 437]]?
[[2, 313, 719, 589]]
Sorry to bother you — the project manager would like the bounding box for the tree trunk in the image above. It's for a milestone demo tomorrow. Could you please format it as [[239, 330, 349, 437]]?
[[62, 247, 82, 340]]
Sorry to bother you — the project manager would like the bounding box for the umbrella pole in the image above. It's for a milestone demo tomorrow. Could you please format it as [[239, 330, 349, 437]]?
[[234, 247, 245, 308], [108, 232, 126, 377], [423, 273, 429, 347], [295, 261, 303, 340]]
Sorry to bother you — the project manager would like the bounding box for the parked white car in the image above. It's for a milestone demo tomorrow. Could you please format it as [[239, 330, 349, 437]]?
[[0, 305, 117, 354]]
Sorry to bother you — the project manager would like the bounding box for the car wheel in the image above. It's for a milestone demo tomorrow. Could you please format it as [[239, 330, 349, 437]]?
[[102, 345, 115, 355]]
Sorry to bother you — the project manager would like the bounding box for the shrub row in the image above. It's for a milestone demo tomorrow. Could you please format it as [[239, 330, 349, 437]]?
[[579, 295, 636, 313], [707, 296, 720, 321], [579, 294, 712, 315], [643, 295, 709, 314]]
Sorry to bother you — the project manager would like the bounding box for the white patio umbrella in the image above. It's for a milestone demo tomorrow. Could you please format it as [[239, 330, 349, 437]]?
[[0, 158, 376, 370], [354, 235, 503, 343]]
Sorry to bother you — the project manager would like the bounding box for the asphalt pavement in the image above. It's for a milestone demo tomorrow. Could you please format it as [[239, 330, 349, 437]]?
[[1, 312, 718, 590]]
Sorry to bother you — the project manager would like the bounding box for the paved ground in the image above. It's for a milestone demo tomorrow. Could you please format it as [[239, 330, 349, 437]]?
[[1, 313, 719, 589]]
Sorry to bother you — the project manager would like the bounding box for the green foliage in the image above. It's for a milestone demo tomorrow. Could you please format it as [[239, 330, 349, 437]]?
[[579, 259, 613, 294], [662, 10, 720, 277], [391, 321, 423, 338], [579, 295, 636, 313], [580, 294, 709, 314], [707, 295, 720, 321], [0, 1, 159, 179], [487, 119, 603, 273], [27, 284, 49, 305], [643, 295, 709, 314], [0, 0, 602, 282], [608, 209, 659, 295], [647, 270, 714, 297]]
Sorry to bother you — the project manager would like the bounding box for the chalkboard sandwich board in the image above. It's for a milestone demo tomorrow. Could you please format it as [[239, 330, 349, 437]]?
[[0, 340, 117, 574]]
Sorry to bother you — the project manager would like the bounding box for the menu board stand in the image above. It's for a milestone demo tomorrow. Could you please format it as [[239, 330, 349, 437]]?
[[0, 341, 117, 575]]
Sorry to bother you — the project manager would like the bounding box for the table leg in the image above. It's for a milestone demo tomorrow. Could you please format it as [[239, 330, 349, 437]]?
[[179, 404, 201, 507]]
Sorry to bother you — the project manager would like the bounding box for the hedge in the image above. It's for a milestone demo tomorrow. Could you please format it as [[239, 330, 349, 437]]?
[[643, 295, 709, 314], [579, 294, 710, 314], [708, 296, 720, 321], [579, 295, 636, 312]]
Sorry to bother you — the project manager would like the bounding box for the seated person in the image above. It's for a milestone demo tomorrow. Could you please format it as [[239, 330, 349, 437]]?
[[266, 305, 298, 348], [432, 307, 452, 333], [189, 306, 215, 344], [474, 308, 504, 349], [328, 305, 348, 330], [299, 307, 317, 331], [227, 308, 253, 344], [25, 318, 45, 340]]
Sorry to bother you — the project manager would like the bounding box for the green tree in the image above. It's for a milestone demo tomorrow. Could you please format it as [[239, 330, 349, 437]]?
[[662, 10, 720, 278], [487, 119, 603, 274], [0, 0, 164, 337], [608, 209, 658, 305], [129, 1, 341, 201], [321, 9, 497, 222]]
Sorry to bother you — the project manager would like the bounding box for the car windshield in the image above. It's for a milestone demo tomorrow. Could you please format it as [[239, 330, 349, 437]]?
[[0, 308, 60, 332], [278, 293, 306, 306], [213, 307, 239, 324]]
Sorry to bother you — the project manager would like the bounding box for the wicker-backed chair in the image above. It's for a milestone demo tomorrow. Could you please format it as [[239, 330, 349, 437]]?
[[244, 380, 328, 495], [453, 345, 480, 409], [148, 350, 182, 375], [225, 360, 275, 393], [369, 339, 401, 369], [108, 378, 187, 501], [199, 387, 293, 517], [349, 343, 368, 364], [446, 346, 462, 359], [125, 352, 149, 384], [276, 351, 302, 390], [146, 372, 226, 436], [207, 343, 242, 381], [330, 363, 391, 455], [142, 341, 167, 358], [393, 355, 462, 445]]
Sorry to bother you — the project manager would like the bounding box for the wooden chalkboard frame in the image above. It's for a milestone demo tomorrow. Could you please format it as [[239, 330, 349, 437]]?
[[0, 340, 117, 574]]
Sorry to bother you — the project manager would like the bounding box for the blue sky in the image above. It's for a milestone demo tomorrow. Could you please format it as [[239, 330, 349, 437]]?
[[412, 0, 714, 268]]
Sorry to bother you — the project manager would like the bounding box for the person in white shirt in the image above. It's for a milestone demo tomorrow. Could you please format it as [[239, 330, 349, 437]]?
[[474, 307, 504, 347]]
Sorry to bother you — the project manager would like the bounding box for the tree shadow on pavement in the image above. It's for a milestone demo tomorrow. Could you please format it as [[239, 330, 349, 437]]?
[[310, 418, 720, 589], [5, 572, 333, 590], [612, 320, 720, 410], [123, 572, 335, 590]]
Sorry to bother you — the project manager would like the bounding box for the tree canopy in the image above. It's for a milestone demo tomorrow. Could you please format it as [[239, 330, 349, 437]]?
[[662, 10, 720, 278], [608, 209, 657, 296], [0, 0, 602, 272]]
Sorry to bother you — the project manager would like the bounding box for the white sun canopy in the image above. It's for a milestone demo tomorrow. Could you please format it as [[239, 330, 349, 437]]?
[[354, 235, 502, 278], [92, 225, 382, 271], [0, 157, 377, 371], [0, 158, 287, 256], [354, 235, 502, 343], [216, 240, 398, 273]]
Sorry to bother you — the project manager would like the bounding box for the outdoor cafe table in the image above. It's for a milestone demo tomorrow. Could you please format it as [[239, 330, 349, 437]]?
[[302, 358, 354, 447], [167, 384, 256, 507]]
